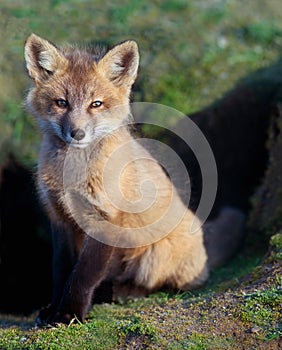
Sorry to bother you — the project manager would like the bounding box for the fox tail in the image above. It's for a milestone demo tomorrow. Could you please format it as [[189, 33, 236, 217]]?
[[203, 207, 246, 269]]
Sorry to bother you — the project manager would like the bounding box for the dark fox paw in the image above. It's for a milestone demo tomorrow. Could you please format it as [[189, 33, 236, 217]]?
[[35, 305, 57, 327], [36, 307, 77, 327], [52, 312, 77, 325]]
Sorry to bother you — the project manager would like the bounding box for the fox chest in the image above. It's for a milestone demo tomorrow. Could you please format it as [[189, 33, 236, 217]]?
[[38, 153, 116, 223]]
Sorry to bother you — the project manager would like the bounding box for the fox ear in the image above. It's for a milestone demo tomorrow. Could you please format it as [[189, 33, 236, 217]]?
[[24, 33, 66, 82], [98, 40, 139, 88]]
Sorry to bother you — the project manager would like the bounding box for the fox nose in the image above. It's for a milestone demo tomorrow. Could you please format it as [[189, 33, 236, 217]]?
[[70, 128, 85, 141]]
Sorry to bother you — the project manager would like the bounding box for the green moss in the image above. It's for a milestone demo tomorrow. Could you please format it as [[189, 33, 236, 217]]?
[[270, 233, 282, 260], [116, 315, 157, 340], [0, 321, 118, 350], [270, 233, 282, 251], [240, 288, 282, 340], [167, 333, 235, 350], [243, 21, 282, 44]]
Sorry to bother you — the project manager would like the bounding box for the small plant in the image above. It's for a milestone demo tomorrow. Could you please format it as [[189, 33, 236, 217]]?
[[116, 315, 157, 340]]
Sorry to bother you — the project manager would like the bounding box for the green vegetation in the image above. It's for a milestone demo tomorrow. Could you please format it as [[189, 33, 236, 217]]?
[[269, 233, 282, 261], [0, 0, 282, 349], [240, 288, 282, 341], [167, 334, 235, 350], [0, 241, 280, 349]]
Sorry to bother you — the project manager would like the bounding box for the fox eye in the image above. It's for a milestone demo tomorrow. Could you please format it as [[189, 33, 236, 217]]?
[[90, 101, 103, 108], [55, 99, 68, 108]]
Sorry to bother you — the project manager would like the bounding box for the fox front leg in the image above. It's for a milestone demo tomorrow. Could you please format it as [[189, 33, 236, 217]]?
[[36, 222, 79, 326], [52, 236, 114, 324]]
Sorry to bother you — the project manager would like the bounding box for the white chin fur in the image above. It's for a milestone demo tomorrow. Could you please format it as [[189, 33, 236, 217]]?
[[68, 142, 90, 149]]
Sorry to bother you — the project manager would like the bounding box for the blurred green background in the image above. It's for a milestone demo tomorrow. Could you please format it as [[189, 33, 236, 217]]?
[[0, 0, 281, 164]]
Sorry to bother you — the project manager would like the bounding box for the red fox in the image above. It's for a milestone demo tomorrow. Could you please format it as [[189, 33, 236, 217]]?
[[24, 34, 245, 325]]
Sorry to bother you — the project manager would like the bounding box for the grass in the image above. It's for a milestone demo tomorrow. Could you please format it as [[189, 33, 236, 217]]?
[[0, 0, 282, 349]]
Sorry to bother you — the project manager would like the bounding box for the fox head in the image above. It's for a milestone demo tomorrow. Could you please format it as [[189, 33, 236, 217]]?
[[24, 34, 139, 148]]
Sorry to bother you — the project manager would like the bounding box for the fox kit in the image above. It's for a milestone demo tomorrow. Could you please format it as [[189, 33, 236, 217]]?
[[24, 34, 245, 325]]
